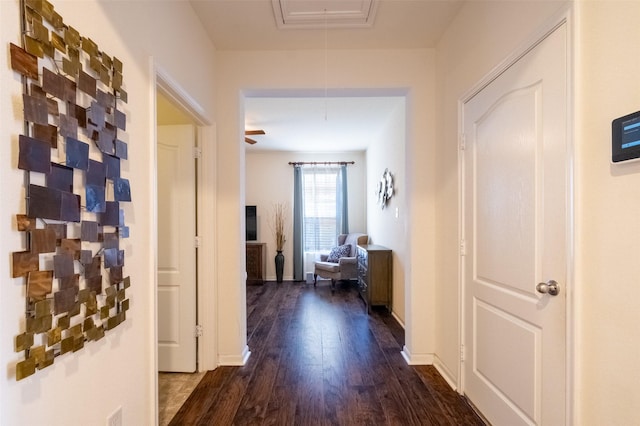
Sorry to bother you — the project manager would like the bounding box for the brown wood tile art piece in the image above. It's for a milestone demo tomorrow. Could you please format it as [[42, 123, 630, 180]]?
[[53, 253, 74, 278], [78, 70, 96, 97], [16, 214, 35, 231], [84, 257, 101, 279], [9, 43, 38, 80], [47, 327, 61, 346], [24, 35, 43, 58], [45, 223, 67, 241], [80, 250, 93, 265], [27, 271, 54, 302], [10, 0, 131, 380], [15, 332, 34, 352], [59, 114, 78, 139], [46, 97, 59, 116], [50, 31, 65, 53], [42, 67, 64, 99], [57, 314, 70, 330], [22, 94, 48, 125], [109, 267, 123, 285], [32, 315, 52, 334], [54, 286, 78, 315], [12, 251, 39, 278], [16, 358, 36, 381], [59, 274, 79, 290], [33, 123, 58, 148], [29, 228, 57, 253], [60, 239, 81, 260]]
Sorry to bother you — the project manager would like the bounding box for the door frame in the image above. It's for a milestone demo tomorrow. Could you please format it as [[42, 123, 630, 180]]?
[[456, 8, 575, 424], [150, 60, 218, 422]]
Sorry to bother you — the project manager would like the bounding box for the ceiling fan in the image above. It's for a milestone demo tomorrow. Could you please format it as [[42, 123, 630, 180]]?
[[245, 129, 265, 144]]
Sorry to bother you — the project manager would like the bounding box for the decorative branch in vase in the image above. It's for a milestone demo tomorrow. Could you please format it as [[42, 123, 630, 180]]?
[[271, 202, 287, 283]]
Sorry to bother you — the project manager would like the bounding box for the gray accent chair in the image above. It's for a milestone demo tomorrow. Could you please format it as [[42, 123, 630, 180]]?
[[313, 233, 368, 289]]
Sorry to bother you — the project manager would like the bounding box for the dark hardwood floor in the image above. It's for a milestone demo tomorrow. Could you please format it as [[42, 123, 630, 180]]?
[[170, 280, 485, 425]]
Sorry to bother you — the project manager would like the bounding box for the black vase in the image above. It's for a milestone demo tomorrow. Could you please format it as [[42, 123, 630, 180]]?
[[275, 250, 284, 283]]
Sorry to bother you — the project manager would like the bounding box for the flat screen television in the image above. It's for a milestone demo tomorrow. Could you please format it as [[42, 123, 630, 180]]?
[[246, 205, 257, 241]]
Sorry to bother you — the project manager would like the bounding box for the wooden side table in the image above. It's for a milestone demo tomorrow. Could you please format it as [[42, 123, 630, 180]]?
[[357, 244, 392, 313], [246, 242, 266, 285]]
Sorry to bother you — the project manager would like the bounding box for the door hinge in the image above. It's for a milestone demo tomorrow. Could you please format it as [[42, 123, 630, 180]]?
[[460, 239, 466, 256], [459, 133, 466, 151], [460, 344, 465, 362], [194, 236, 201, 248], [193, 146, 202, 159], [195, 324, 203, 338]]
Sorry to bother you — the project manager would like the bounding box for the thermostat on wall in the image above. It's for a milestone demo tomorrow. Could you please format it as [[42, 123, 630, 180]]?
[[612, 110, 640, 163]]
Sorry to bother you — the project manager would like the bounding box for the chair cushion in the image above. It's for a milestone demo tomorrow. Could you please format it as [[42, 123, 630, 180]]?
[[326, 244, 351, 263], [314, 261, 341, 273]]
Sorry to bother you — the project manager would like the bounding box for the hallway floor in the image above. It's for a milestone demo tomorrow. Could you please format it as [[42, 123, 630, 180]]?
[[169, 280, 485, 425], [159, 371, 206, 425]]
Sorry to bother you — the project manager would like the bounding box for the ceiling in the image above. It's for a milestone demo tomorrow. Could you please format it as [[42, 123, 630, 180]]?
[[244, 95, 405, 152], [185, 0, 463, 152], [189, 0, 463, 51]]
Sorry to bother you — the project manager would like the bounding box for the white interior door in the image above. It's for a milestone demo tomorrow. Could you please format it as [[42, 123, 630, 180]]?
[[463, 24, 568, 425], [157, 124, 197, 372]]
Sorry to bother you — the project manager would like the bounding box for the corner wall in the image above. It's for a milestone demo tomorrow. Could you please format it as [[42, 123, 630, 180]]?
[[574, 2, 640, 423], [436, 1, 640, 423], [365, 99, 407, 322], [0, 1, 216, 424]]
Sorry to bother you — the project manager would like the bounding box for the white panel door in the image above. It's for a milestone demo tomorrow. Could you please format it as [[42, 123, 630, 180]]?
[[157, 125, 197, 372], [463, 25, 567, 425]]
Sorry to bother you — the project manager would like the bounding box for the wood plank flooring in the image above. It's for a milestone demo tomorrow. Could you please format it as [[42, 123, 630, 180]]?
[[170, 280, 485, 425]]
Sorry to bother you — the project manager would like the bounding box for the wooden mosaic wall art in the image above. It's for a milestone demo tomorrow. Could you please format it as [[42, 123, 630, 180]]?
[[9, 0, 132, 381]]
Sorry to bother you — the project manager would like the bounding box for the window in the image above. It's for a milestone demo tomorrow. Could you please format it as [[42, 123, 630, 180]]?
[[293, 163, 349, 279], [302, 167, 339, 252]]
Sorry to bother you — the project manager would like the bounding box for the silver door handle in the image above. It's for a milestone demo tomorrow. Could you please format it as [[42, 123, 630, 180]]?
[[536, 280, 559, 296]]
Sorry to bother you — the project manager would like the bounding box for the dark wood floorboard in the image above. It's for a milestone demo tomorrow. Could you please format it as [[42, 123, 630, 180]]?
[[170, 280, 485, 426]]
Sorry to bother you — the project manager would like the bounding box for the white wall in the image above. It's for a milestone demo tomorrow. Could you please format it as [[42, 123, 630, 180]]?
[[433, 0, 569, 387], [365, 99, 407, 322], [245, 150, 366, 281], [574, 2, 640, 424], [217, 48, 436, 364], [0, 1, 216, 424]]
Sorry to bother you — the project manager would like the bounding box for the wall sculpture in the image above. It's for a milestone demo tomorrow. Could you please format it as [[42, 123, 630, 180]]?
[[376, 168, 394, 208], [8, 0, 131, 380]]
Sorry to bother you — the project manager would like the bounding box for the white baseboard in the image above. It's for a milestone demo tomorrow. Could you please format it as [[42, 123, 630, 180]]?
[[218, 345, 251, 366], [433, 354, 458, 391], [401, 345, 434, 365], [391, 311, 405, 329]]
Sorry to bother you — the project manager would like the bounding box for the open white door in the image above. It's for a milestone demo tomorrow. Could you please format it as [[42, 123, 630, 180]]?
[[157, 124, 197, 372], [462, 24, 568, 425]]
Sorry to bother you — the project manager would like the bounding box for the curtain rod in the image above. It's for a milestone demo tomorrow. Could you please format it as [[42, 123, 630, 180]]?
[[288, 161, 355, 166]]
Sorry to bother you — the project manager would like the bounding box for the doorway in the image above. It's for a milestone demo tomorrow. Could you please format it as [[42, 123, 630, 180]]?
[[157, 120, 197, 372], [153, 64, 218, 423], [460, 21, 571, 425]]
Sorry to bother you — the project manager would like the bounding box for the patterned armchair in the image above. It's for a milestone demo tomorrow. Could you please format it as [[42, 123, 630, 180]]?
[[313, 233, 368, 289]]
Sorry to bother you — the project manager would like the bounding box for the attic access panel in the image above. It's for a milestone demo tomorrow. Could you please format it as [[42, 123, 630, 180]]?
[[272, 0, 378, 29]]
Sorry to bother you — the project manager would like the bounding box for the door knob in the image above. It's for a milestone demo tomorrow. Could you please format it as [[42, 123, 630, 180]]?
[[536, 280, 559, 296]]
